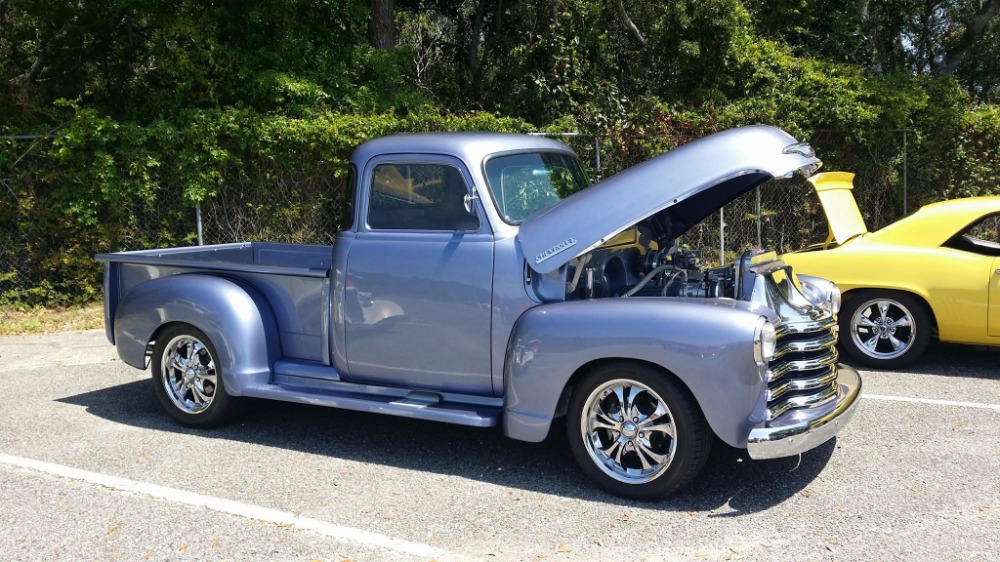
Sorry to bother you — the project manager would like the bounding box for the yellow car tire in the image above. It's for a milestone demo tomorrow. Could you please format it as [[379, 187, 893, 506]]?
[[839, 290, 932, 369]]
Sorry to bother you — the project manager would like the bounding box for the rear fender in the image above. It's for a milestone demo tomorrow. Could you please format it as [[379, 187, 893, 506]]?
[[113, 274, 280, 395], [503, 298, 769, 447]]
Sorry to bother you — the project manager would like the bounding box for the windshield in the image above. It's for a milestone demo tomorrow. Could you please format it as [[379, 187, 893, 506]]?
[[484, 152, 589, 224]]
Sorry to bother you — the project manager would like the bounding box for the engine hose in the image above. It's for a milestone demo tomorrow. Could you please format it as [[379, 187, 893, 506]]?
[[660, 269, 688, 296], [623, 263, 678, 298]]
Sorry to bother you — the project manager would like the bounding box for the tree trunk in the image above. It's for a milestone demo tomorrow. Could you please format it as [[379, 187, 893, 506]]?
[[938, 0, 1000, 77], [465, 0, 490, 106], [612, 0, 645, 47], [859, 1, 883, 76], [14, 16, 75, 84], [920, 3, 937, 75], [369, 0, 396, 50]]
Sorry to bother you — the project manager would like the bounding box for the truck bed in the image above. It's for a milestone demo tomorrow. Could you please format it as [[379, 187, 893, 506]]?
[[97, 242, 334, 363], [96, 241, 333, 272]]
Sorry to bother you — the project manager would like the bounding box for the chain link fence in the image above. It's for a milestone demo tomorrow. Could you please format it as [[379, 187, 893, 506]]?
[[200, 161, 349, 246], [1, 129, 910, 307], [0, 178, 32, 300], [1, 154, 45, 306]]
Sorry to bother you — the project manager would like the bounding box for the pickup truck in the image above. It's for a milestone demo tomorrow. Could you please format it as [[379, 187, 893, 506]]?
[[97, 125, 862, 499]]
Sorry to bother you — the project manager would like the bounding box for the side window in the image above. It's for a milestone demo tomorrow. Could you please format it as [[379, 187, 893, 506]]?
[[367, 163, 479, 231], [947, 213, 1000, 256], [965, 214, 1000, 244]]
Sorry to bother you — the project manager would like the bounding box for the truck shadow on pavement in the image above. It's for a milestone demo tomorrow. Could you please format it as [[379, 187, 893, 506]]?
[[59, 378, 836, 515]]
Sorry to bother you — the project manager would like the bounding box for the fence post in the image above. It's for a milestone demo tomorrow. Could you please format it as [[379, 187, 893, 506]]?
[[196, 203, 204, 246], [594, 136, 601, 174], [719, 208, 725, 266], [755, 186, 762, 248], [902, 129, 908, 215]]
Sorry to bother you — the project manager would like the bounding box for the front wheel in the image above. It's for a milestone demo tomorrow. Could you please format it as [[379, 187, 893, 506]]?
[[566, 363, 712, 500], [151, 324, 240, 427], [839, 291, 931, 368]]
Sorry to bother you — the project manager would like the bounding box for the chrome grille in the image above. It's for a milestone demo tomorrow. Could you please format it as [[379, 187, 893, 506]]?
[[765, 319, 839, 421]]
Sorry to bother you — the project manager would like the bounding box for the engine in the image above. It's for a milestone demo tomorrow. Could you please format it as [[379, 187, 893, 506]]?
[[564, 226, 760, 301]]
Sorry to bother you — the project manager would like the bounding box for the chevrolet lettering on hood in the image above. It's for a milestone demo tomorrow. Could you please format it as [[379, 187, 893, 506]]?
[[535, 237, 578, 265]]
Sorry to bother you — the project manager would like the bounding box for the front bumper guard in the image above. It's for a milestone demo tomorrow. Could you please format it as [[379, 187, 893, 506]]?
[[746, 364, 862, 460]]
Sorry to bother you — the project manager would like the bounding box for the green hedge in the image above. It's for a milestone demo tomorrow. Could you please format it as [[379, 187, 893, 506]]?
[[0, 109, 539, 305], [3, 100, 1000, 306]]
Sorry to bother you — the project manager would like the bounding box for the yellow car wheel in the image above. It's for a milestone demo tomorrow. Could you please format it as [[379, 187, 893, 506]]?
[[839, 291, 932, 368]]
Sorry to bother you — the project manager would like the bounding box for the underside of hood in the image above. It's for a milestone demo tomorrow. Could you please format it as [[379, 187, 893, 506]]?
[[517, 125, 823, 274]]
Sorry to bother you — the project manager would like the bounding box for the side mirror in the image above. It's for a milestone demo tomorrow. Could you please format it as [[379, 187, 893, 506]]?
[[463, 192, 479, 215]]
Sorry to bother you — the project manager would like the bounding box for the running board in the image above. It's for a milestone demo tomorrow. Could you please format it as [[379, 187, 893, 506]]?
[[241, 383, 501, 428]]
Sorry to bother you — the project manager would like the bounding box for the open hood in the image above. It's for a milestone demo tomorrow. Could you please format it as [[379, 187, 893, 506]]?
[[808, 171, 869, 245], [517, 125, 822, 274]]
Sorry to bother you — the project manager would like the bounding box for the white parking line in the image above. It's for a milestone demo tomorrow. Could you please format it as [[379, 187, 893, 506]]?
[[0, 453, 446, 559], [866, 394, 1000, 412]]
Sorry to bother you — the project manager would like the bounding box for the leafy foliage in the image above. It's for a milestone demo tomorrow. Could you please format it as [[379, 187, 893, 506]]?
[[1, 0, 999, 303], [1, 108, 537, 303]]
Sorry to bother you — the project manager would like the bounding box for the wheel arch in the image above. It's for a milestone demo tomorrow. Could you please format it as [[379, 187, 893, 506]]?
[[114, 274, 280, 395], [552, 357, 699, 420]]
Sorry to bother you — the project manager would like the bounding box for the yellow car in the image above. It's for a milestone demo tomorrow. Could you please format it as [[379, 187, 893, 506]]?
[[781, 172, 1000, 368]]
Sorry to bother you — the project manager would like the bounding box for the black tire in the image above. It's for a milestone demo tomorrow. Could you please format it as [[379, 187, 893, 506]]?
[[566, 363, 712, 500], [838, 290, 932, 369], [150, 324, 241, 427]]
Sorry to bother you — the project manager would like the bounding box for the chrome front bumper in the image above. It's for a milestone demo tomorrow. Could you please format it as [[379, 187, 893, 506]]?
[[746, 364, 862, 460]]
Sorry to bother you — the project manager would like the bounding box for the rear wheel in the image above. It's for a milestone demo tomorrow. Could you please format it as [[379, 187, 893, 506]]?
[[566, 363, 712, 500], [151, 324, 240, 427], [839, 291, 931, 368]]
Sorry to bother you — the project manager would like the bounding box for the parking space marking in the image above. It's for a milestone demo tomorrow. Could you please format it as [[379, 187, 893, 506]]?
[[0, 453, 446, 559], [866, 394, 1000, 412]]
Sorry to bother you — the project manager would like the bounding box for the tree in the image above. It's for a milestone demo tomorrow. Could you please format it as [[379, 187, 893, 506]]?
[[612, 0, 646, 46], [936, 0, 1000, 76], [370, 0, 396, 49]]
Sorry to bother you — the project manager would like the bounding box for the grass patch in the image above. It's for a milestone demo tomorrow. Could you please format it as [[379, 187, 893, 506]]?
[[0, 303, 104, 335]]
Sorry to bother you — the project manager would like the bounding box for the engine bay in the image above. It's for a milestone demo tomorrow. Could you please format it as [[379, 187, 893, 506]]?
[[563, 222, 759, 302]]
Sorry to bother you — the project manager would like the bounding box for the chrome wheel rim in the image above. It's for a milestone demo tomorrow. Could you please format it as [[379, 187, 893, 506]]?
[[580, 379, 676, 484], [161, 335, 218, 414], [850, 298, 916, 360]]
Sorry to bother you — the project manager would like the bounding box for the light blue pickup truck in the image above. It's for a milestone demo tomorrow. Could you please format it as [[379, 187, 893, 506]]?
[[98, 125, 861, 499]]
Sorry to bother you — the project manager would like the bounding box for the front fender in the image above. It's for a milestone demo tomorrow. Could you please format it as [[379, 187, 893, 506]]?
[[503, 298, 769, 446], [113, 274, 280, 395]]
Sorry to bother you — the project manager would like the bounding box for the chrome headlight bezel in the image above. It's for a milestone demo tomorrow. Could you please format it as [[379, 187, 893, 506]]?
[[754, 317, 777, 364], [828, 284, 842, 315], [796, 273, 841, 317]]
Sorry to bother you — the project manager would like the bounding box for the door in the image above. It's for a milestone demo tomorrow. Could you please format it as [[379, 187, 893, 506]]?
[[344, 155, 495, 395], [946, 209, 1000, 332]]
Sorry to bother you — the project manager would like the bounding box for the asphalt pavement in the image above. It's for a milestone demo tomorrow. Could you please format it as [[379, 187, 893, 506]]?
[[1, 330, 998, 561]]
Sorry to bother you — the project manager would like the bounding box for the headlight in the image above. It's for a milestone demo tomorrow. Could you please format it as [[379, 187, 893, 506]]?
[[797, 274, 841, 316], [829, 284, 842, 315], [754, 318, 777, 363]]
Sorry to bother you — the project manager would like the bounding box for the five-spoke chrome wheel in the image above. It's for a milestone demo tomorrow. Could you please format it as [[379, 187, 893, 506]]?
[[151, 324, 239, 427], [160, 334, 218, 414], [840, 291, 931, 368], [580, 379, 677, 484], [567, 363, 711, 500]]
